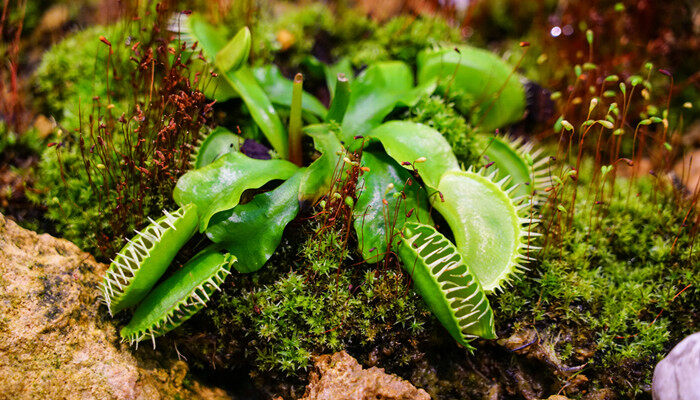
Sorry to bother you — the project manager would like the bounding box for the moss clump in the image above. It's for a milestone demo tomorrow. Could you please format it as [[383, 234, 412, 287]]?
[[29, 25, 135, 254], [252, 4, 373, 67], [495, 168, 699, 395], [409, 95, 479, 166], [29, 18, 210, 256], [341, 14, 461, 69], [33, 25, 131, 130], [0, 122, 43, 158], [189, 223, 430, 378], [252, 5, 460, 70]]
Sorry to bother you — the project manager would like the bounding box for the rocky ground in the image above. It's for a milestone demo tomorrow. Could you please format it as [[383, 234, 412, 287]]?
[[0, 212, 230, 400]]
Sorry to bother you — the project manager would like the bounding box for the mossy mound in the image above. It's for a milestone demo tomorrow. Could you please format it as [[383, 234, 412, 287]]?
[[175, 221, 433, 398], [496, 168, 699, 396]]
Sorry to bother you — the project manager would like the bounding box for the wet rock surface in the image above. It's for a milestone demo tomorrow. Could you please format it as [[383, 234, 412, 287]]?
[[0, 213, 230, 400], [300, 351, 431, 400]]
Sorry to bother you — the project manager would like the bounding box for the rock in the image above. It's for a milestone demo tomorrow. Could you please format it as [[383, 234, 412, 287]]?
[[652, 332, 700, 400], [0, 213, 230, 400], [499, 329, 569, 372], [300, 351, 430, 400], [583, 388, 616, 400]]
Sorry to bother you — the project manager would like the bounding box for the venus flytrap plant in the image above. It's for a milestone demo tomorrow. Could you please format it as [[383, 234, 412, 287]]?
[[189, 126, 244, 170], [364, 121, 539, 289], [103, 13, 551, 350], [474, 134, 552, 199]]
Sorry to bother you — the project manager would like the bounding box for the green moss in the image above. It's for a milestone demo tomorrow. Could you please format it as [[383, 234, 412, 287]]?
[[252, 4, 373, 67], [408, 95, 479, 166], [0, 122, 43, 157], [341, 15, 461, 69], [495, 166, 699, 395], [33, 24, 131, 130], [251, 6, 460, 71], [28, 20, 204, 256], [29, 25, 134, 253], [196, 223, 430, 375], [27, 141, 170, 254]]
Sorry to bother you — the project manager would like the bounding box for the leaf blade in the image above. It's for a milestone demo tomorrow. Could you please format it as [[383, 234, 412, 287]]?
[[174, 152, 298, 231]]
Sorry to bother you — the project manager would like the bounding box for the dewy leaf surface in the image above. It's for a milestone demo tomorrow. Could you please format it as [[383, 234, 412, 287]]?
[[369, 120, 459, 189], [206, 171, 303, 273], [417, 45, 526, 131], [298, 124, 345, 202], [174, 152, 298, 232], [354, 151, 433, 263], [252, 65, 328, 118], [432, 169, 526, 292], [340, 61, 436, 148]]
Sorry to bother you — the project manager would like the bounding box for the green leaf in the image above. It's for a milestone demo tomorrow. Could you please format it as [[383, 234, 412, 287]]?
[[223, 67, 289, 158], [206, 172, 303, 273], [368, 120, 459, 189], [183, 14, 228, 61], [216, 27, 251, 72], [180, 16, 240, 102], [418, 45, 526, 131], [181, 16, 288, 158], [174, 152, 298, 231], [354, 151, 433, 263], [252, 65, 328, 118], [326, 74, 351, 123], [340, 61, 436, 148], [299, 124, 345, 202]]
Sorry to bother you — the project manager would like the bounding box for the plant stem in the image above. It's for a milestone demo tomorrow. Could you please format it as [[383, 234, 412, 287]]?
[[326, 73, 350, 123], [289, 73, 304, 166]]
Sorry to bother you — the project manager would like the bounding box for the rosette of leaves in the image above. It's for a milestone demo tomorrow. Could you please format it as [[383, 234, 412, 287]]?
[[103, 15, 549, 350]]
